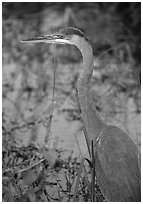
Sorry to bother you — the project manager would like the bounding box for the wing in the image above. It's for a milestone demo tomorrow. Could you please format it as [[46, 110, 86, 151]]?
[[94, 125, 140, 201]]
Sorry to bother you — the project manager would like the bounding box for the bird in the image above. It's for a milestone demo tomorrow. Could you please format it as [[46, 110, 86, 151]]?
[[21, 27, 141, 201]]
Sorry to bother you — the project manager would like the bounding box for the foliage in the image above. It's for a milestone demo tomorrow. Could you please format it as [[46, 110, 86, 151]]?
[[3, 141, 105, 201]]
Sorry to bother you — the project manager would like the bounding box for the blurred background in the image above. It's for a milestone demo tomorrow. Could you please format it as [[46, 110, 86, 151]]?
[[2, 2, 141, 153], [2, 2, 141, 202], [2, 2, 141, 154]]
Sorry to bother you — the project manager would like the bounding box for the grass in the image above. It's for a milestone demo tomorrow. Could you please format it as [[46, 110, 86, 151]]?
[[2, 143, 105, 201]]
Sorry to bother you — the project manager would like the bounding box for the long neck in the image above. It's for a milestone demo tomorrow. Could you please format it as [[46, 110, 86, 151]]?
[[76, 38, 104, 141], [77, 39, 93, 99]]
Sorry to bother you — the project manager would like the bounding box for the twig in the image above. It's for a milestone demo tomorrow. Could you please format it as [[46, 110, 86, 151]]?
[[8, 120, 42, 132], [3, 158, 45, 175], [44, 45, 57, 145], [17, 158, 46, 174]]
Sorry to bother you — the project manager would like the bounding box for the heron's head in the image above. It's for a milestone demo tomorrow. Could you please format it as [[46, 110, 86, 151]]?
[[21, 27, 91, 50]]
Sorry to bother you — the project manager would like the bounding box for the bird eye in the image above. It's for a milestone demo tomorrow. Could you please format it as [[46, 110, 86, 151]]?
[[53, 34, 64, 39]]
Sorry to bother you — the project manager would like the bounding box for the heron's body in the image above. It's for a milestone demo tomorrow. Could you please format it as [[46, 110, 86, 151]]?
[[21, 27, 141, 201], [95, 125, 140, 201]]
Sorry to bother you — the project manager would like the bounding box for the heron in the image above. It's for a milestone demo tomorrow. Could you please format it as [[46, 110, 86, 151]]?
[[21, 27, 141, 201]]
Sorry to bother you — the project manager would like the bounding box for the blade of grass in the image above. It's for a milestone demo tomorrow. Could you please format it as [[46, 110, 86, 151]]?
[[82, 122, 91, 157], [91, 139, 96, 201], [73, 157, 85, 201], [74, 134, 83, 158]]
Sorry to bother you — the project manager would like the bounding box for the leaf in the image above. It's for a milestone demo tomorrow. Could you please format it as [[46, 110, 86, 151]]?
[[22, 170, 38, 185], [79, 194, 84, 201], [28, 193, 36, 202], [40, 192, 48, 202], [85, 158, 93, 168], [42, 149, 57, 167]]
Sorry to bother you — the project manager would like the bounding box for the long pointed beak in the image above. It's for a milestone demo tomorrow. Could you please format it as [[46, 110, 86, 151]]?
[[21, 34, 70, 45]]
